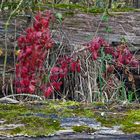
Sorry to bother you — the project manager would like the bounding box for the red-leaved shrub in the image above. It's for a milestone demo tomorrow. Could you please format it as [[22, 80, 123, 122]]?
[[16, 11, 139, 99], [16, 11, 81, 97]]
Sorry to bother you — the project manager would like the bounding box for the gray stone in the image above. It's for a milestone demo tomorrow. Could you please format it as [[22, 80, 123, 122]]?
[[0, 120, 6, 124], [97, 128, 124, 135], [0, 124, 24, 131], [0, 97, 19, 104], [55, 129, 74, 135], [1, 134, 140, 140], [60, 117, 101, 128], [134, 121, 140, 125]]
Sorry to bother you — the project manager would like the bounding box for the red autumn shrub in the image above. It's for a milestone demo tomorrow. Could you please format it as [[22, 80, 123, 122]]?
[[42, 56, 81, 97], [86, 37, 139, 99], [16, 11, 54, 95], [86, 37, 139, 68], [16, 11, 81, 97], [16, 11, 139, 99]]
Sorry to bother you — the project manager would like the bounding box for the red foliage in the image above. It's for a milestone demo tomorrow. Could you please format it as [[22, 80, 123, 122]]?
[[16, 11, 54, 96], [16, 11, 81, 97], [16, 11, 138, 98], [86, 37, 139, 68]]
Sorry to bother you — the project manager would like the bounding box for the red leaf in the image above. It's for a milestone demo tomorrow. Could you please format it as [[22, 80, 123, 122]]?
[[52, 81, 62, 91], [92, 52, 98, 60], [28, 84, 35, 94], [44, 86, 53, 97]]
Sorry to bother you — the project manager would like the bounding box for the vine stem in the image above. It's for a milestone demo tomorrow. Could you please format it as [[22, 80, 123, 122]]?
[[0, 0, 4, 10], [5, 0, 24, 28], [3, 0, 24, 91]]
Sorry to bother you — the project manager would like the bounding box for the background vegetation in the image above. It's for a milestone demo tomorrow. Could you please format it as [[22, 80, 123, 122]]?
[[0, 0, 139, 103]]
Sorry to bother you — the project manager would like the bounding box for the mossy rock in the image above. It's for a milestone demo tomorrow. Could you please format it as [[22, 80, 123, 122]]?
[[1, 117, 60, 136], [0, 101, 140, 136], [72, 125, 96, 133], [121, 110, 140, 134]]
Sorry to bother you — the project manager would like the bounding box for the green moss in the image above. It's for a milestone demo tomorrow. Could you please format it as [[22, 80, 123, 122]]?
[[87, 8, 104, 13], [63, 11, 75, 17], [42, 100, 93, 118], [93, 109, 140, 134], [0, 104, 29, 122], [50, 3, 85, 10], [2, 116, 60, 136], [9, 127, 24, 135], [38, 100, 80, 115], [95, 114, 124, 127], [121, 110, 140, 134], [18, 117, 60, 136], [122, 124, 140, 134], [1, 101, 140, 136], [112, 8, 136, 12], [47, 4, 140, 15], [92, 108, 126, 127], [0, 101, 89, 136], [91, 102, 106, 109], [60, 100, 80, 107], [72, 125, 96, 133], [47, 4, 105, 14], [0, 103, 27, 111], [92, 102, 105, 106], [60, 107, 94, 118]]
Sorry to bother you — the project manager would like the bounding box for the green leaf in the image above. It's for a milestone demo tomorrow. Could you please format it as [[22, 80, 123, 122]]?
[[105, 27, 112, 33], [128, 92, 133, 102], [105, 54, 112, 61], [120, 36, 127, 43], [55, 13, 63, 21], [102, 15, 109, 22], [43, 75, 49, 83], [100, 47, 105, 59]]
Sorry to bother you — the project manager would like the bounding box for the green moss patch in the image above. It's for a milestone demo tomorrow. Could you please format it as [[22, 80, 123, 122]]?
[[0, 100, 93, 136], [111, 8, 140, 12], [0, 101, 140, 136], [49, 3, 85, 10], [94, 112, 126, 127], [0, 104, 29, 122], [92, 106, 140, 134], [121, 110, 140, 134], [0, 117, 60, 136], [59, 107, 94, 118], [0, 102, 61, 136], [12, 117, 60, 136], [47, 3, 140, 15], [72, 125, 96, 133]]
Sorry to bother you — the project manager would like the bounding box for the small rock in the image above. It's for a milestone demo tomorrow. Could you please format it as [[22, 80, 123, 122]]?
[[95, 126, 124, 135], [55, 129, 74, 135], [0, 97, 19, 104], [0, 120, 6, 124], [61, 117, 101, 128], [101, 112, 105, 116], [0, 124, 24, 131], [134, 121, 140, 125]]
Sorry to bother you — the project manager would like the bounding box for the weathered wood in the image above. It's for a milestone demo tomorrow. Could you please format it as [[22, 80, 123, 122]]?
[[61, 12, 140, 47]]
